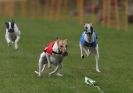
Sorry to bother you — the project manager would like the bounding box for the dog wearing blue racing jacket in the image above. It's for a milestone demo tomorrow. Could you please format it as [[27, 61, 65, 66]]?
[[79, 23, 101, 72]]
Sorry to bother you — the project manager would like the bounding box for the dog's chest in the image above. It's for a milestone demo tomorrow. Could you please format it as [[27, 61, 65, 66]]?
[[9, 32, 16, 41], [88, 47, 97, 53], [50, 55, 63, 65]]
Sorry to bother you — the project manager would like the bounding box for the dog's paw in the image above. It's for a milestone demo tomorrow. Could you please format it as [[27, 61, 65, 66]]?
[[34, 71, 39, 75], [96, 69, 101, 72], [34, 71, 38, 74], [81, 55, 84, 59], [14, 48, 19, 50], [48, 73, 52, 77], [8, 43, 11, 47], [35, 71, 42, 77], [56, 73, 63, 77], [14, 45, 18, 50]]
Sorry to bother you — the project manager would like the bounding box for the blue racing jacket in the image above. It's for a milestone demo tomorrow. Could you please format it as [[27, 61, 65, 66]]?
[[80, 31, 97, 48]]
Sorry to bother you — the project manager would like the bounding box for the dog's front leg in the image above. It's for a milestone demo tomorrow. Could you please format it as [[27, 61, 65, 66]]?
[[14, 36, 20, 50], [48, 65, 59, 76], [83, 47, 90, 57], [95, 44, 101, 72], [5, 34, 11, 46], [55, 64, 63, 77], [79, 42, 84, 59], [87, 48, 91, 57]]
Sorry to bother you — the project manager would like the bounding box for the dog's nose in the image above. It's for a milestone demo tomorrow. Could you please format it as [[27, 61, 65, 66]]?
[[62, 51, 68, 56], [9, 29, 14, 33]]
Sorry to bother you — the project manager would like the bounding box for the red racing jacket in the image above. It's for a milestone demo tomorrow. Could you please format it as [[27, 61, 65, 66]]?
[[44, 41, 56, 55]]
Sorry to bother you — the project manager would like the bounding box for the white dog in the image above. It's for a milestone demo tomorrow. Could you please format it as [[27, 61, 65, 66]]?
[[79, 23, 101, 72], [5, 21, 21, 50], [35, 39, 68, 77]]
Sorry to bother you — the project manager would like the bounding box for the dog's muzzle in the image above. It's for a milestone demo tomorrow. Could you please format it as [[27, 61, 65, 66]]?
[[62, 51, 68, 56], [8, 29, 14, 33]]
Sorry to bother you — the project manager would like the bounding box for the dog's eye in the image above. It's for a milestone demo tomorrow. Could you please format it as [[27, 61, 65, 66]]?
[[85, 27, 88, 30]]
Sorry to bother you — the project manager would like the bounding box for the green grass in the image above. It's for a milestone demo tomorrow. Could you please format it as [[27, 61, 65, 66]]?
[[0, 17, 133, 93]]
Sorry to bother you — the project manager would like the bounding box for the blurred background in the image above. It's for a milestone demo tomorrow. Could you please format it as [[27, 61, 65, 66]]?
[[0, 0, 132, 31]]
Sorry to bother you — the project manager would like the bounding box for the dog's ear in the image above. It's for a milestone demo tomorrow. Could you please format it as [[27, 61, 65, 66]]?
[[56, 39, 60, 46], [5, 22, 9, 28], [89, 23, 93, 26], [64, 39, 68, 44], [84, 24, 88, 31], [84, 23, 86, 28]]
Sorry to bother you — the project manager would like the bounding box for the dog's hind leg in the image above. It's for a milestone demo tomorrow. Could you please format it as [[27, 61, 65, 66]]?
[[35, 52, 46, 77], [95, 45, 101, 72], [34, 64, 46, 76], [38, 59, 43, 77], [45, 53, 51, 68]]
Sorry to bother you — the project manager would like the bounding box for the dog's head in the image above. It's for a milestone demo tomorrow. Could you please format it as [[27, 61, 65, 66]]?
[[84, 23, 94, 42], [58, 39, 68, 56], [5, 21, 15, 33], [84, 23, 93, 35]]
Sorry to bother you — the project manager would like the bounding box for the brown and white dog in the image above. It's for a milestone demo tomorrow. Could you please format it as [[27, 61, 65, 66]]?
[[5, 21, 21, 50], [79, 23, 101, 72], [35, 39, 68, 77]]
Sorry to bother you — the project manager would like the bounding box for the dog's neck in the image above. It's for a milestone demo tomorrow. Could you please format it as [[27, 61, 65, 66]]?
[[52, 41, 60, 54]]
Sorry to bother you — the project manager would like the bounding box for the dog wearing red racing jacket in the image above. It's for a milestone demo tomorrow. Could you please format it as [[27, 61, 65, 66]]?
[[35, 38, 68, 77]]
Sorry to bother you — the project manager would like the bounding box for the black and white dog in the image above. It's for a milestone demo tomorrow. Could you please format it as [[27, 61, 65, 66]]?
[[5, 21, 21, 50], [79, 23, 101, 72]]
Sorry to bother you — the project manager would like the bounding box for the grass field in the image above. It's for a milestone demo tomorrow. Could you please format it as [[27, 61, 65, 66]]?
[[0, 18, 133, 93]]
